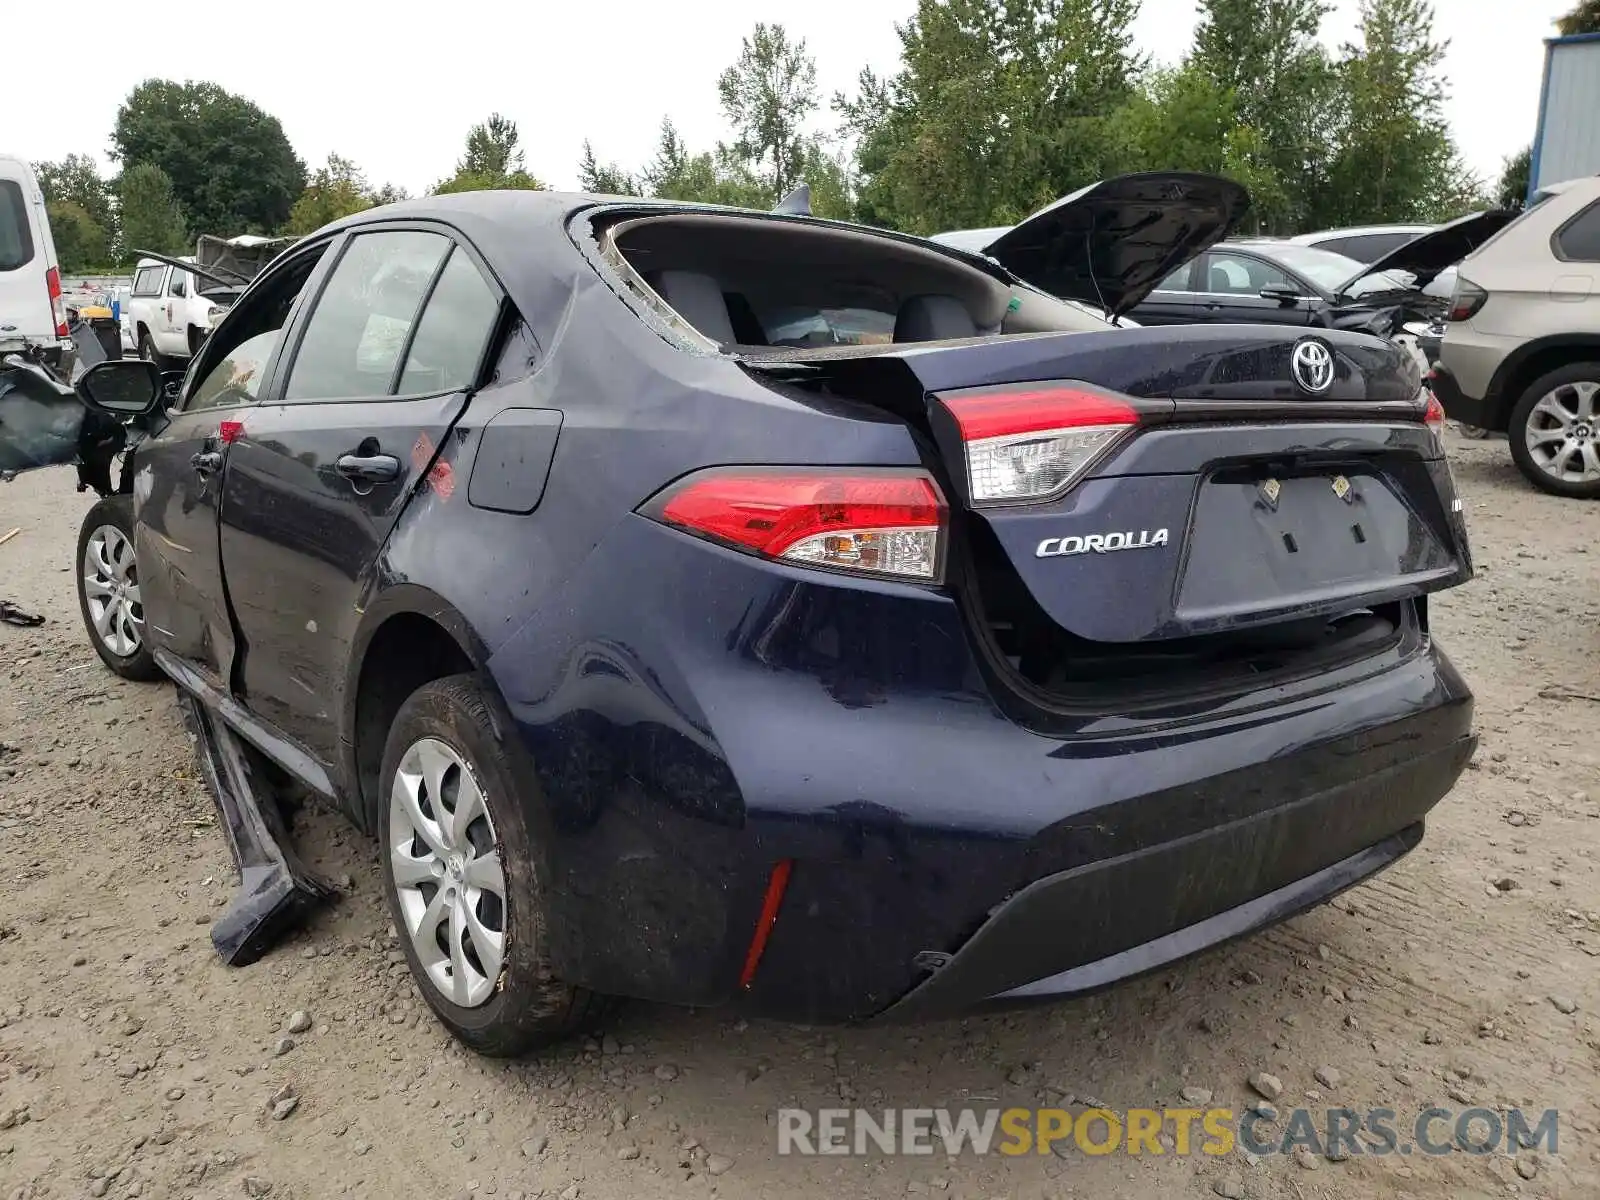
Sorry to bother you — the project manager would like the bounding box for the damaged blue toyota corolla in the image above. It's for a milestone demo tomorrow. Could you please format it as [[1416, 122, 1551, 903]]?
[[26, 174, 1474, 1056]]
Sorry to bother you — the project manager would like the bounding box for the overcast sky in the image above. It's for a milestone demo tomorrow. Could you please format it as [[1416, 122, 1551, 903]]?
[[9, 0, 1574, 199]]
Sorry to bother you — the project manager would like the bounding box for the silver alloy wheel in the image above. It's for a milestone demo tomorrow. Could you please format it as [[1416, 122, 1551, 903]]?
[[389, 737, 507, 1008], [82, 524, 144, 658], [1524, 379, 1600, 483]]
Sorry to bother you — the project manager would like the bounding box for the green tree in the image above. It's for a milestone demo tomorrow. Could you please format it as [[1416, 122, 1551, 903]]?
[[838, 0, 1144, 234], [1494, 147, 1531, 209], [46, 201, 109, 272], [578, 140, 640, 195], [460, 113, 523, 177], [1189, 0, 1340, 232], [35, 154, 116, 244], [112, 80, 304, 233], [636, 118, 770, 208], [286, 154, 374, 235], [370, 183, 410, 205], [1557, 0, 1600, 34], [434, 114, 546, 193], [1326, 0, 1470, 225], [117, 162, 189, 257], [717, 23, 820, 200]]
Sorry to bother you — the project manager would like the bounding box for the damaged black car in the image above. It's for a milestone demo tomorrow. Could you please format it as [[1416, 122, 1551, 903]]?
[[2, 175, 1476, 1056]]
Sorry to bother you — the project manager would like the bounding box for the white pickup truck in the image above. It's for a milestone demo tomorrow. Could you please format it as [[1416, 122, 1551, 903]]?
[[127, 234, 292, 368]]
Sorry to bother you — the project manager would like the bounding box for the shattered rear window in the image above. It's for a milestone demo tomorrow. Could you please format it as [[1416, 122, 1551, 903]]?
[[0, 181, 35, 272], [760, 305, 895, 348]]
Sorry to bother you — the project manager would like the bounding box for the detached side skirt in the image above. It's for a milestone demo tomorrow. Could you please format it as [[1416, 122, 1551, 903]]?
[[176, 691, 338, 965]]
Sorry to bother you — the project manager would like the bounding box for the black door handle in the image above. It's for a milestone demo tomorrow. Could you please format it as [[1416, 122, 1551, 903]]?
[[191, 450, 223, 474], [335, 453, 402, 484]]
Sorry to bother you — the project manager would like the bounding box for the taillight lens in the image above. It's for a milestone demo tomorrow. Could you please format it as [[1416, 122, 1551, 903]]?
[[46, 267, 68, 337], [1422, 388, 1445, 431], [647, 468, 946, 581], [1446, 277, 1487, 322], [939, 383, 1139, 504]]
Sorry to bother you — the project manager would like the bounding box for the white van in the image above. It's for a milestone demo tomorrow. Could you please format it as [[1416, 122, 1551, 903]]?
[[0, 154, 69, 368]]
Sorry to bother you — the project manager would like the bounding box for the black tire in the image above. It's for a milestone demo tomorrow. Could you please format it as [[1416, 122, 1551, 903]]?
[[1508, 361, 1600, 498], [378, 674, 605, 1056], [136, 328, 168, 372], [76, 496, 162, 681]]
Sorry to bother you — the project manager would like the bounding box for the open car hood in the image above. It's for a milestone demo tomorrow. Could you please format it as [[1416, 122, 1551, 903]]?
[[196, 234, 294, 287], [1334, 209, 1517, 297], [133, 235, 296, 301], [981, 172, 1251, 319]]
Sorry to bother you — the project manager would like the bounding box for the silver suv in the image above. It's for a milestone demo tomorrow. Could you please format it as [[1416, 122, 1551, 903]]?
[[1433, 175, 1600, 497]]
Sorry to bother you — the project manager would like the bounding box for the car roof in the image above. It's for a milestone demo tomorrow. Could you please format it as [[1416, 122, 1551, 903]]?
[[1287, 224, 1434, 243]]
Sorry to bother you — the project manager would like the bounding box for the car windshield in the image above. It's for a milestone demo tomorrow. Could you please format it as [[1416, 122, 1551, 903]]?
[[1258, 244, 1411, 296]]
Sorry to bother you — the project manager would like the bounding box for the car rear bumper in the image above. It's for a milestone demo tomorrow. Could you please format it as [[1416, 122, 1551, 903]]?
[[1429, 361, 1498, 429], [878, 738, 1468, 1020], [487, 517, 1476, 1023]]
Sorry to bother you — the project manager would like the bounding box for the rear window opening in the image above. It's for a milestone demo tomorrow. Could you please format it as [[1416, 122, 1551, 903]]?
[[0, 179, 36, 272], [592, 210, 1112, 352], [958, 519, 1411, 710]]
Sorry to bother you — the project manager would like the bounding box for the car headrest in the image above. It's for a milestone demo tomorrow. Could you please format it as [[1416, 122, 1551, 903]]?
[[894, 294, 977, 343], [646, 270, 735, 346]]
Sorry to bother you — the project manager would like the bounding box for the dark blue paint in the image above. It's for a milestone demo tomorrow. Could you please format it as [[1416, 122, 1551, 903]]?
[[119, 191, 1477, 1023]]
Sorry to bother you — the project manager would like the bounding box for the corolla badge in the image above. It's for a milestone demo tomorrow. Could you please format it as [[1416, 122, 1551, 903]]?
[[1036, 528, 1170, 558], [1291, 338, 1335, 394]]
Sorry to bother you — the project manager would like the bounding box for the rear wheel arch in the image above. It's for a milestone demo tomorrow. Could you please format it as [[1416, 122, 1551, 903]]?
[[346, 595, 492, 833], [1486, 335, 1600, 429]]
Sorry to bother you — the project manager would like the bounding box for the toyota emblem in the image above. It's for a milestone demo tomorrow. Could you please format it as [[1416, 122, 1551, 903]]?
[[1291, 339, 1335, 394]]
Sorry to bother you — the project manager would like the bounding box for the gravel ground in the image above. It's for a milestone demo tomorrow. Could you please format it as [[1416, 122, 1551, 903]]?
[[2, 432, 1599, 1200]]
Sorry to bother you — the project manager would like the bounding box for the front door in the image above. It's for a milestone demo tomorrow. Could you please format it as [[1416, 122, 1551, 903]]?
[[129, 404, 236, 692], [129, 242, 332, 693], [217, 226, 504, 766], [1196, 251, 1316, 325]]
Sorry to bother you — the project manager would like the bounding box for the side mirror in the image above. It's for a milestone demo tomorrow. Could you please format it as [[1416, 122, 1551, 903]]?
[[74, 358, 165, 418], [1259, 286, 1302, 306]]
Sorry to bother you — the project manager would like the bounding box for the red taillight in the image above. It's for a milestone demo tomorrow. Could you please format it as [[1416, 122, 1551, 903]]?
[[1446, 278, 1487, 322], [648, 468, 945, 581], [1423, 389, 1445, 430], [45, 267, 67, 337], [939, 382, 1139, 504]]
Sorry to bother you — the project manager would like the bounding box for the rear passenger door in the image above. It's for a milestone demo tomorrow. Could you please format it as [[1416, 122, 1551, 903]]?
[[1129, 261, 1204, 325], [217, 224, 505, 768]]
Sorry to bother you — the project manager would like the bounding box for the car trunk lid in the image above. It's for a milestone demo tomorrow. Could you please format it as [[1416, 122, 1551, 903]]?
[[746, 324, 1468, 651], [977, 173, 1252, 319]]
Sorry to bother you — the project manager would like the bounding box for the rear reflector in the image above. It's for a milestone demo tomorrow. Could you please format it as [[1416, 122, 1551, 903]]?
[[648, 468, 946, 581], [739, 859, 793, 990], [940, 384, 1139, 504], [46, 267, 68, 337]]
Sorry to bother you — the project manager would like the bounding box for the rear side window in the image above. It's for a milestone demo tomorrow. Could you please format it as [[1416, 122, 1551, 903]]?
[[1555, 202, 1600, 262], [0, 180, 36, 271], [285, 229, 449, 401], [1316, 233, 1415, 262], [396, 247, 500, 394], [132, 266, 166, 296]]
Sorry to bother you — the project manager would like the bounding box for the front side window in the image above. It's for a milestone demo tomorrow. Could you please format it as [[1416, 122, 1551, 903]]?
[[0, 180, 35, 271], [182, 246, 328, 413], [1204, 253, 1297, 295], [285, 230, 450, 401], [132, 266, 166, 296]]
